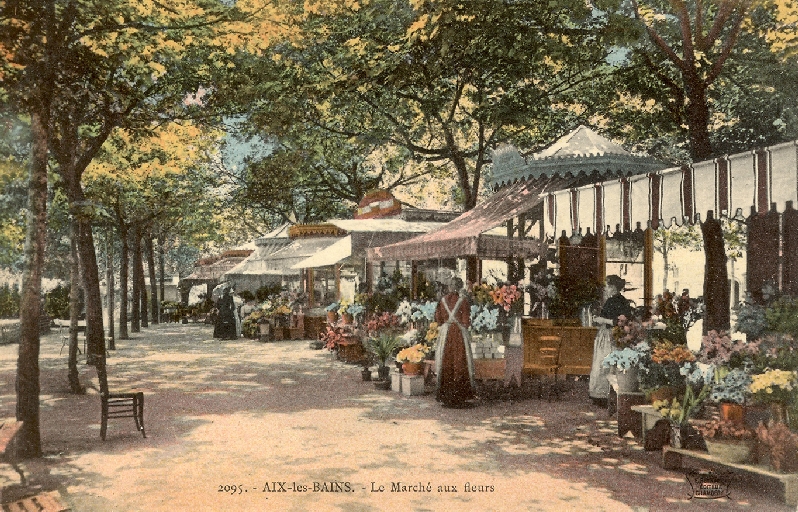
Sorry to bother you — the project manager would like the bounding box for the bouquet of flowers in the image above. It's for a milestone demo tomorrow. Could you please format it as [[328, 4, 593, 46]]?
[[396, 343, 429, 363], [612, 315, 650, 348], [698, 330, 760, 368], [696, 417, 755, 440], [749, 369, 798, 405], [709, 368, 752, 405], [470, 305, 499, 333], [490, 284, 522, 313], [602, 346, 646, 373]]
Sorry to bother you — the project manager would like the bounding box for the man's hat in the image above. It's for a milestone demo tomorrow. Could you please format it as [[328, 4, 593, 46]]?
[[606, 275, 626, 291]]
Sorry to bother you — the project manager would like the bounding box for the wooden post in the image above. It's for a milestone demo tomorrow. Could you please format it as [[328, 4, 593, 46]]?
[[411, 260, 418, 300], [506, 218, 516, 282], [308, 268, 316, 307], [516, 213, 526, 283], [644, 225, 654, 314]]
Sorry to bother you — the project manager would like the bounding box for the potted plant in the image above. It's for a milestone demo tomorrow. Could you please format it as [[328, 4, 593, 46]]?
[[749, 368, 798, 425], [325, 302, 339, 324], [695, 417, 756, 463], [602, 346, 646, 392], [639, 340, 697, 401], [396, 343, 429, 376], [709, 368, 752, 424], [368, 332, 402, 384]]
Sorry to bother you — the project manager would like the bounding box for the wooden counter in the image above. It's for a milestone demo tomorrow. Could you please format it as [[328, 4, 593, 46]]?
[[522, 319, 596, 376]]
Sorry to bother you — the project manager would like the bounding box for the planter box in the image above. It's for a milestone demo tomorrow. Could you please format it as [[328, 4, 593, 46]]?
[[391, 370, 402, 392], [474, 359, 506, 380], [401, 374, 425, 396]]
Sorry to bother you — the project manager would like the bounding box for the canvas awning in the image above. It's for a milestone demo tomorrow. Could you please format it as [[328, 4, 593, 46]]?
[[543, 139, 798, 237], [291, 235, 352, 269], [367, 175, 577, 261], [256, 236, 343, 275]]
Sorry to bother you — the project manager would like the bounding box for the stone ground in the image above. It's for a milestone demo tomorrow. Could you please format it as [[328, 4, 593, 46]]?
[[0, 323, 793, 512]]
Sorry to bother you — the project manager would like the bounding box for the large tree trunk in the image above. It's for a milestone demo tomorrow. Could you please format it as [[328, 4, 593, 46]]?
[[131, 228, 141, 332], [118, 225, 130, 339], [68, 222, 84, 394], [684, 74, 713, 161], [701, 213, 730, 333], [145, 234, 159, 324], [67, 187, 108, 395], [16, 107, 49, 458]]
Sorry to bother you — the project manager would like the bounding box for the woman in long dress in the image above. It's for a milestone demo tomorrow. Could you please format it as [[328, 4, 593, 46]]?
[[434, 278, 476, 408], [589, 275, 633, 403]]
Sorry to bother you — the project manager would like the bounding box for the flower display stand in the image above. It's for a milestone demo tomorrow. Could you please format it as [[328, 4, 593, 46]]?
[[607, 375, 647, 438], [391, 370, 402, 392], [631, 404, 663, 445], [473, 359, 506, 380], [662, 446, 798, 505], [401, 374, 425, 396]]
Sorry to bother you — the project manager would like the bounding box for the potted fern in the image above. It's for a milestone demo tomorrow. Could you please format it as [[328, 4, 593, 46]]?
[[368, 333, 401, 387]]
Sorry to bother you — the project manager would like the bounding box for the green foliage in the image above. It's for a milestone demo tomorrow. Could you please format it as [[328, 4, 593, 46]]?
[[44, 284, 82, 320], [0, 283, 20, 318], [367, 332, 402, 368], [255, 283, 282, 303], [764, 297, 798, 340]]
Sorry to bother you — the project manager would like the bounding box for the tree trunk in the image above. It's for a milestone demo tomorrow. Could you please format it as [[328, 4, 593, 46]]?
[[701, 212, 730, 333], [131, 228, 141, 332], [145, 234, 159, 324], [684, 73, 713, 161], [68, 191, 108, 396], [158, 233, 166, 312], [16, 107, 49, 459], [138, 234, 148, 328], [118, 225, 130, 339], [68, 222, 84, 394], [106, 234, 115, 350]]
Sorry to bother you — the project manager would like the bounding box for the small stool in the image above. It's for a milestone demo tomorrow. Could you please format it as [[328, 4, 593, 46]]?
[[101, 392, 146, 441]]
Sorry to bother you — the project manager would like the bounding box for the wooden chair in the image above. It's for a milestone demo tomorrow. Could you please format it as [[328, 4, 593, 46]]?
[[523, 335, 562, 401], [101, 392, 146, 441]]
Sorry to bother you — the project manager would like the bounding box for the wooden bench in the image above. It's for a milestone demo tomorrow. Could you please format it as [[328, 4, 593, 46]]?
[[1, 491, 69, 512]]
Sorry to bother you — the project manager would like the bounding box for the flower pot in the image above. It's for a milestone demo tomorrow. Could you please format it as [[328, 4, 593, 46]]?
[[361, 368, 372, 381], [720, 403, 745, 425], [615, 368, 639, 393], [374, 379, 391, 390], [308, 340, 324, 350], [704, 439, 754, 464], [402, 362, 423, 376], [342, 313, 354, 325], [327, 311, 338, 324], [377, 366, 390, 381]]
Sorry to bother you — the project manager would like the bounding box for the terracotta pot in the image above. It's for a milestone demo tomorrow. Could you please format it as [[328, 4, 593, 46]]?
[[720, 403, 745, 425], [402, 362, 423, 376], [342, 313, 354, 325], [771, 403, 789, 425], [326, 311, 338, 324], [648, 386, 678, 403]]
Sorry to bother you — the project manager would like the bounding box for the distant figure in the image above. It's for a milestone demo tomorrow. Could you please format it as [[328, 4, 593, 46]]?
[[434, 277, 476, 408], [589, 275, 634, 403], [214, 288, 237, 340]]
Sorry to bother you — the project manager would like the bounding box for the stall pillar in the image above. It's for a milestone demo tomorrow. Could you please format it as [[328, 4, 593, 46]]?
[[644, 225, 654, 314]]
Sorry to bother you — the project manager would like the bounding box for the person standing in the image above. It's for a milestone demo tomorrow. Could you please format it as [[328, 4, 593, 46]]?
[[434, 277, 476, 408], [589, 274, 634, 403], [214, 288, 237, 340]]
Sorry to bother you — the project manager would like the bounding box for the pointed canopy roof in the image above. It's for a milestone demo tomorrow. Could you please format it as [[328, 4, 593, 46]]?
[[490, 126, 663, 187]]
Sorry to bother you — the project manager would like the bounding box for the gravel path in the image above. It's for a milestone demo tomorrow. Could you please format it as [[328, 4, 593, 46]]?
[[0, 323, 791, 511]]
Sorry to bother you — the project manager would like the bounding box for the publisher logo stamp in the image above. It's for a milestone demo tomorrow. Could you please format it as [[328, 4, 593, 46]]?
[[685, 469, 733, 500]]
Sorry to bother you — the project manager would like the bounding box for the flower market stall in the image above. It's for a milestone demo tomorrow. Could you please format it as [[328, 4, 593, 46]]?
[[367, 127, 664, 385]]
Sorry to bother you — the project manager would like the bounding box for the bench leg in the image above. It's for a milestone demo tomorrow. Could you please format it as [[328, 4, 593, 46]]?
[[135, 392, 146, 438]]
